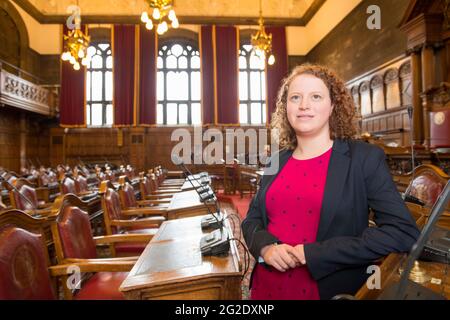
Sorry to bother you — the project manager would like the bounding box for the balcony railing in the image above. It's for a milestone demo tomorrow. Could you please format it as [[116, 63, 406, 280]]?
[[0, 60, 58, 116]]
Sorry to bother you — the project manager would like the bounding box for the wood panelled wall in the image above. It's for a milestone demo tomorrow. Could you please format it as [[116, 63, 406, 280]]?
[[0, 106, 51, 171], [50, 126, 270, 171], [306, 0, 411, 82], [347, 56, 413, 146]]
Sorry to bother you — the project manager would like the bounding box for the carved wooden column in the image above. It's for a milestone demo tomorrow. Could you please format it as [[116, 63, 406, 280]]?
[[410, 48, 423, 145], [421, 44, 436, 91], [19, 112, 27, 169]]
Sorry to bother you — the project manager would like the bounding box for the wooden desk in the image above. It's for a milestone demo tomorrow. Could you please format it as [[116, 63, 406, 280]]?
[[167, 190, 216, 220], [119, 215, 242, 299], [356, 216, 449, 299], [180, 174, 210, 191], [355, 253, 449, 299], [181, 179, 202, 191]]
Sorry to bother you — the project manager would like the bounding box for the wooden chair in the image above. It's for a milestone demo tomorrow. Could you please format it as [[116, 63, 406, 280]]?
[[8, 179, 53, 216], [405, 164, 449, 207], [0, 209, 135, 300], [223, 164, 237, 194], [147, 171, 182, 194], [138, 173, 174, 201], [237, 165, 258, 198], [118, 176, 170, 210], [50, 193, 149, 299], [153, 166, 185, 187], [0, 209, 58, 299], [61, 176, 98, 201], [403, 164, 450, 228], [100, 183, 165, 256]]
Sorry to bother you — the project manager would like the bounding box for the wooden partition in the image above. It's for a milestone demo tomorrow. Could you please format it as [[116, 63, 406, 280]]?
[[50, 125, 271, 171], [347, 56, 413, 147]]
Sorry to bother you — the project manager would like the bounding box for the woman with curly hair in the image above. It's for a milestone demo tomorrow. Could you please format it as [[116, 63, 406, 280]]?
[[242, 64, 419, 300]]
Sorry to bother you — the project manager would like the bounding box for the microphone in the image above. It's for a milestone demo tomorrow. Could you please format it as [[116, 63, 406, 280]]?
[[172, 155, 223, 230], [379, 180, 450, 300]]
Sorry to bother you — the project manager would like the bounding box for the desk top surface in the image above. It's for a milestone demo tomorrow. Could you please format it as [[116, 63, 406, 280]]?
[[167, 190, 204, 211], [181, 179, 202, 191], [119, 215, 241, 293]]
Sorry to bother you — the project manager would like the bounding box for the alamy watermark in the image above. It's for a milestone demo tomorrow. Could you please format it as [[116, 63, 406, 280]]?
[[366, 5, 381, 30], [170, 127, 280, 175]]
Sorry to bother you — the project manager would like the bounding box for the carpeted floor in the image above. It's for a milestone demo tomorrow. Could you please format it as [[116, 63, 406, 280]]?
[[217, 192, 255, 300]]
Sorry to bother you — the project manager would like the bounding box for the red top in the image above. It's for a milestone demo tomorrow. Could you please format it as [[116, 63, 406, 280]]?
[[250, 147, 332, 300]]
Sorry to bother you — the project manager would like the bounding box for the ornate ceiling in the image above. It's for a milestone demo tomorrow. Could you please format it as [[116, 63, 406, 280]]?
[[12, 0, 324, 25]]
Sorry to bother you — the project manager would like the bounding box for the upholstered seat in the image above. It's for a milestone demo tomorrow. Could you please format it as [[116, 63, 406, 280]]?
[[101, 186, 164, 256], [0, 208, 138, 300], [9, 184, 52, 216], [406, 164, 449, 207], [118, 178, 169, 211], [51, 195, 149, 299], [73, 272, 128, 300], [0, 226, 55, 299]]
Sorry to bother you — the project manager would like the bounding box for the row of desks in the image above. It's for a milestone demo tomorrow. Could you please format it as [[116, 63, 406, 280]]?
[[120, 199, 242, 299]]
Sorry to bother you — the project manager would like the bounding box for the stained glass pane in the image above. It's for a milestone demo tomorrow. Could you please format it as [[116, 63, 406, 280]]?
[[261, 71, 266, 98], [106, 104, 113, 125], [98, 44, 109, 51], [157, 72, 164, 101], [105, 72, 113, 101], [166, 55, 177, 68], [239, 72, 248, 101], [191, 72, 200, 101], [243, 44, 252, 52], [167, 71, 188, 101], [106, 56, 113, 69], [86, 72, 91, 101], [251, 103, 262, 124], [171, 44, 183, 57], [239, 56, 247, 69], [191, 55, 200, 69], [179, 104, 188, 124], [250, 72, 261, 100], [262, 103, 266, 124], [239, 104, 248, 124], [92, 104, 103, 126], [250, 54, 262, 69], [191, 103, 201, 125], [86, 104, 91, 125], [91, 72, 103, 101], [157, 56, 163, 68], [92, 55, 102, 69], [178, 56, 187, 69], [157, 104, 163, 124], [167, 103, 177, 125]]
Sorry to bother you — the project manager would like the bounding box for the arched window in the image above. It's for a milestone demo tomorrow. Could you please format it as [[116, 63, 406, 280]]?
[[239, 44, 266, 125], [86, 43, 113, 126], [157, 41, 201, 125]]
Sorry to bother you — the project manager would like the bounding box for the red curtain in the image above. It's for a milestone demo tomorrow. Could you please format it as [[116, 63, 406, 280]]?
[[266, 27, 288, 123], [138, 25, 157, 125], [200, 25, 215, 125], [215, 26, 239, 125], [59, 25, 86, 127], [112, 25, 137, 126]]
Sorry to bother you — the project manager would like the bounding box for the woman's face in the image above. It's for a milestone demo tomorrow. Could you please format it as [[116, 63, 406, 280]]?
[[286, 74, 333, 138]]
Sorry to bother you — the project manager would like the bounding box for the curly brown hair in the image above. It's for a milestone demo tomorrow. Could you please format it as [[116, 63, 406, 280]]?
[[271, 63, 356, 150]]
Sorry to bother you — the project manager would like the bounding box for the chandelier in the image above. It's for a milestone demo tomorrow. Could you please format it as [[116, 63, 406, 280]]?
[[140, 0, 179, 35], [60, 7, 93, 70], [251, 0, 275, 66]]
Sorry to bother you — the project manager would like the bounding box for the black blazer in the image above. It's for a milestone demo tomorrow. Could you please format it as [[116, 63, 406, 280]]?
[[242, 139, 420, 300]]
